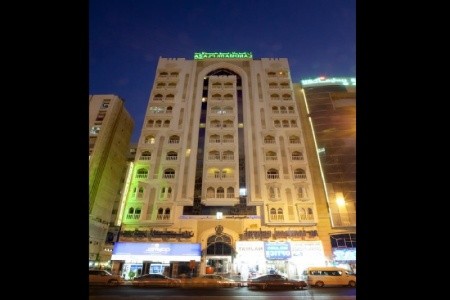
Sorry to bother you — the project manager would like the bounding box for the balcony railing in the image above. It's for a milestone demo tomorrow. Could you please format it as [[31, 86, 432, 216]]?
[[266, 174, 280, 179], [294, 174, 307, 180]]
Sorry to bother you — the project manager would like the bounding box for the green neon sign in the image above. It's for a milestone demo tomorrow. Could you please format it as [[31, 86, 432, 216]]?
[[301, 77, 356, 86], [194, 52, 253, 59]]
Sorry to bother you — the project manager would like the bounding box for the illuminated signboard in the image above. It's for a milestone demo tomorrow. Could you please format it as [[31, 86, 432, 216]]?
[[264, 242, 291, 260], [332, 248, 356, 261], [301, 77, 356, 86], [194, 52, 253, 60], [112, 242, 201, 256]]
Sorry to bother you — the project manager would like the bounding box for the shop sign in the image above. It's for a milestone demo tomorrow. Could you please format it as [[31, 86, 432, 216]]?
[[264, 242, 291, 260]]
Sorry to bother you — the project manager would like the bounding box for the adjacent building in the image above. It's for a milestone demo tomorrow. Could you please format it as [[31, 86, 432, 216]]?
[[89, 94, 134, 267], [110, 53, 353, 280], [300, 77, 356, 270]]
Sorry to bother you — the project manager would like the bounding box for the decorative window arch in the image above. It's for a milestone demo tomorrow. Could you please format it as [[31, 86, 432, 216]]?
[[294, 168, 306, 180], [163, 168, 175, 179], [267, 168, 279, 179]]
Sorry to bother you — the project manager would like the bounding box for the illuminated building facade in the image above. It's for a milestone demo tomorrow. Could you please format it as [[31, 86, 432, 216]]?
[[111, 53, 335, 280], [299, 77, 356, 270], [89, 94, 134, 266]]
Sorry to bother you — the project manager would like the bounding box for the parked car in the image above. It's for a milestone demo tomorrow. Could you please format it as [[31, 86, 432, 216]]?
[[181, 274, 237, 288], [89, 269, 124, 286], [302, 267, 356, 287], [132, 274, 181, 287], [247, 274, 307, 290]]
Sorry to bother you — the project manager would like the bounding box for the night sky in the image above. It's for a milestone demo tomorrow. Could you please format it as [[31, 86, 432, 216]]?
[[89, 0, 355, 143]]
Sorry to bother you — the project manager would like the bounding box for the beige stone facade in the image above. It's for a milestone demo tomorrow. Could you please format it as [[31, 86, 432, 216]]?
[[89, 94, 134, 263], [112, 55, 353, 279]]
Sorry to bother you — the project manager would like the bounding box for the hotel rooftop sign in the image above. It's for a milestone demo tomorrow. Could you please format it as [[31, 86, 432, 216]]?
[[301, 77, 356, 86], [194, 52, 253, 60]]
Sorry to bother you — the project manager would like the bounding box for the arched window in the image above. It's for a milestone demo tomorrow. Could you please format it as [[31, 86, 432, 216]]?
[[282, 94, 291, 101], [210, 134, 220, 143], [226, 187, 234, 198], [145, 135, 155, 144], [270, 93, 280, 101], [217, 187, 225, 198], [155, 120, 162, 127], [147, 120, 154, 127], [136, 168, 148, 179], [166, 106, 173, 113], [223, 93, 233, 100], [307, 208, 314, 220], [274, 120, 281, 128], [211, 120, 221, 128], [164, 208, 171, 219], [282, 120, 289, 128], [163, 120, 170, 127], [166, 151, 178, 161], [138, 187, 144, 197], [270, 208, 277, 220], [280, 82, 290, 89], [272, 106, 279, 114], [289, 135, 300, 144], [288, 106, 295, 114], [290, 120, 297, 127], [163, 168, 175, 179], [264, 135, 275, 144], [209, 150, 220, 160], [207, 187, 215, 198], [157, 208, 164, 220], [294, 168, 306, 180], [222, 150, 233, 160], [280, 106, 287, 114], [292, 151, 303, 161], [212, 93, 221, 100], [223, 120, 233, 128], [140, 151, 152, 160], [223, 106, 233, 114], [267, 169, 279, 179], [266, 151, 277, 161], [153, 94, 163, 101], [223, 134, 233, 143], [223, 82, 233, 88], [211, 106, 221, 114], [168, 135, 180, 144], [166, 94, 174, 100], [277, 208, 284, 220]]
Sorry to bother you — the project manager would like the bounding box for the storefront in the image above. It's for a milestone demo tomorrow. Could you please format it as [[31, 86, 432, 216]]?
[[234, 241, 326, 280], [111, 242, 201, 279]]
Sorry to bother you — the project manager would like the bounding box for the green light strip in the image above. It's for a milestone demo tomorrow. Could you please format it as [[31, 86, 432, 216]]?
[[301, 77, 356, 86], [194, 52, 253, 59]]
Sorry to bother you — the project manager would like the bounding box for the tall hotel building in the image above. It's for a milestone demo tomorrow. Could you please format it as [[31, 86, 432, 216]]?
[[89, 94, 134, 267], [111, 53, 347, 279], [300, 77, 356, 269]]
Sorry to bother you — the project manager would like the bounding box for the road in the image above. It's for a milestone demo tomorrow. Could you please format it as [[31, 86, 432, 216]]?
[[89, 285, 356, 299]]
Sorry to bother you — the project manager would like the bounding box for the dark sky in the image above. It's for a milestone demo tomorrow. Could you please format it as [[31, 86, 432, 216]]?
[[89, 0, 355, 143]]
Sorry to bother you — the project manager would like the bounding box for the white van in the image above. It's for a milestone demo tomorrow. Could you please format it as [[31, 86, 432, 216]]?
[[302, 267, 356, 287]]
